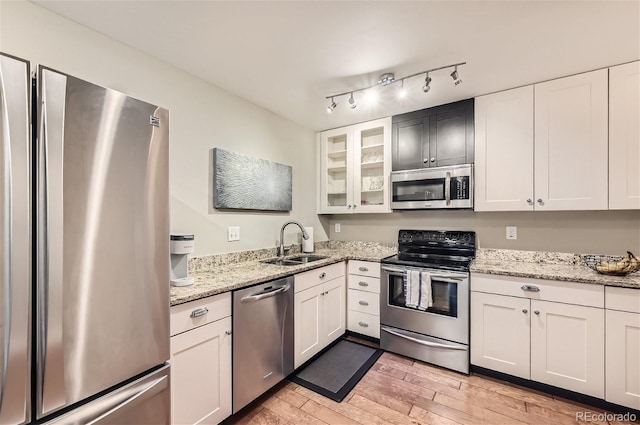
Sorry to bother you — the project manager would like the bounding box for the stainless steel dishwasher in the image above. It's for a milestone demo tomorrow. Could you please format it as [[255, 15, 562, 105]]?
[[232, 276, 294, 413]]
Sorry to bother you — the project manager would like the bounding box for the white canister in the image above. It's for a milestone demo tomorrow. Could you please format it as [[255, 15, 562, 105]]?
[[303, 227, 314, 253]]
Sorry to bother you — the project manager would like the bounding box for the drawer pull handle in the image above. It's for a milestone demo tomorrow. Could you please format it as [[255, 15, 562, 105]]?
[[358, 281, 369, 287], [358, 322, 369, 328], [521, 285, 540, 292], [358, 300, 369, 306], [190, 307, 209, 318], [225, 330, 232, 335], [358, 267, 369, 272], [319, 272, 326, 279]]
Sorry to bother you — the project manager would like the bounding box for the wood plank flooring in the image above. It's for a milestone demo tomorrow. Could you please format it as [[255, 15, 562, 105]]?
[[225, 341, 638, 425]]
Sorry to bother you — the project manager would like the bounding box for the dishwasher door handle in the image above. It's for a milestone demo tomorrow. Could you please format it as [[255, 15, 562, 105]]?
[[241, 283, 291, 303]]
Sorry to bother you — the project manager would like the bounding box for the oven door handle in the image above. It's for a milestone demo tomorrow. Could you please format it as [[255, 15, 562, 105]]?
[[381, 326, 467, 351], [382, 266, 467, 281], [381, 266, 404, 274]]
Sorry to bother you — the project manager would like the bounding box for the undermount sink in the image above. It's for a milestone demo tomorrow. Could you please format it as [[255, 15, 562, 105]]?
[[261, 255, 328, 266]]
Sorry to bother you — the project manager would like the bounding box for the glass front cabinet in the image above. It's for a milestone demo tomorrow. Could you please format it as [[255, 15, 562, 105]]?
[[318, 117, 392, 214]]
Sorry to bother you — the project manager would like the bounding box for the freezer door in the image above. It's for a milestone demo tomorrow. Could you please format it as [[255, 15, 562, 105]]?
[[42, 364, 170, 425], [0, 53, 31, 425], [37, 67, 170, 418]]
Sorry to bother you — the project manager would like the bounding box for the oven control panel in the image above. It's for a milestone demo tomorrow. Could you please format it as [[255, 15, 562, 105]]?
[[398, 230, 475, 246]]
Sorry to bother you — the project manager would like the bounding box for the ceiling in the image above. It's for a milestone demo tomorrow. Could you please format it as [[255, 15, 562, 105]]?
[[32, 1, 640, 131]]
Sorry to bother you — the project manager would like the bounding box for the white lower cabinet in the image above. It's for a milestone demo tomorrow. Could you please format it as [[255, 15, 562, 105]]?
[[605, 286, 640, 410], [530, 300, 604, 398], [470, 292, 530, 379], [346, 261, 381, 339], [170, 294, 232, 425], [294, 263, 346, 369], [470, 273, 605, 399]]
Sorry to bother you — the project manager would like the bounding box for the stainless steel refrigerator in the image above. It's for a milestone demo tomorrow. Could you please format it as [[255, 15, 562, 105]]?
[[0, 52, 170, 424]]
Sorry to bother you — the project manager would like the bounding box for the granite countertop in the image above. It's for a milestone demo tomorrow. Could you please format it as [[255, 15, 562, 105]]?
[[471, 249, 640, 289], [170, 243, 397, 306]]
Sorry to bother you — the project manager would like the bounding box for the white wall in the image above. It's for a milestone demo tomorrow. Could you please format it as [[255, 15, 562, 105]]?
[[0, 0, 327, 256]]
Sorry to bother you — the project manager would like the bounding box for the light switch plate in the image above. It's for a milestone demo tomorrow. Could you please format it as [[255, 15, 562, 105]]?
[[228, 226, 240, 242], [506, 226, 517, 240], [334, 223, 341, 233]]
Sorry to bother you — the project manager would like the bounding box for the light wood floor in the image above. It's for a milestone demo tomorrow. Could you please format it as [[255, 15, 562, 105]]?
[[227, 341, 637, 425]]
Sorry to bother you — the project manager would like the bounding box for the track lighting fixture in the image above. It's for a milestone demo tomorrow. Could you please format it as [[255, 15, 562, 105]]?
[[422, 73, 432, 93], [348, 93, 357, 109], [326, 97, 337, 113], [325, 62, 465, 113], [451, 65, 462, 85]]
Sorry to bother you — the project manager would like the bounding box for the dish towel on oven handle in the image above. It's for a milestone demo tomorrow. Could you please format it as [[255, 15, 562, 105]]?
[[404, 270, 433, 309]]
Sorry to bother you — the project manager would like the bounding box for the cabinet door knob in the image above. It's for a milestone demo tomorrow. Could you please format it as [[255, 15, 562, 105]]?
[[225, 330, 232, 335], [430, 158, 435, 162], [522, 308, 528, 314], [358, 281, 369, 287], [423, 158, 429, 163], [358, 322, 369, 328], [347, 204, 352, 209], [537, 198, 543, 203], [353, 205, 357, 209], [526, 198, 532, 203], [534, 310, 540, 315], [358, 300, 369, 306], [319, 272, 326, 279]]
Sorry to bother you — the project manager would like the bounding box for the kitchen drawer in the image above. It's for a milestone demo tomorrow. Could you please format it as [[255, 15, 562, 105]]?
[[347, 310, 380, 338], [348, 275, 380, 294], [170, 292, 231, 337], [348, 289, 380, 315], [471, 273, 604, 308], [295, 261, 345, 293], [606, 286, 640, 313], [348, 260, 380, 279]]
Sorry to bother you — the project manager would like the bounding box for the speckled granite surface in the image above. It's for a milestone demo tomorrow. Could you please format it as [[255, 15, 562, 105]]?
[[472, 249, 640, 289], [170, 241, 397, 306]]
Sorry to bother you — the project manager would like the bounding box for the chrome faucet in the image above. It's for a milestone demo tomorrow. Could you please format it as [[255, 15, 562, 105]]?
[[278, 221, 309, 257]]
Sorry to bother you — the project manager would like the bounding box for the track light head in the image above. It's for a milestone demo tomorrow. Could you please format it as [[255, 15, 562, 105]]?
[[423, 74, 432, 93], [348, 93, 357, 109], [451, 66, 462, 85], [379, 73, 395, 86], [326, 98, 337, 113]]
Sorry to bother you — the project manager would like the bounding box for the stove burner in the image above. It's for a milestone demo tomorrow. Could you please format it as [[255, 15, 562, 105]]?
[[382, 229, 476, 271]]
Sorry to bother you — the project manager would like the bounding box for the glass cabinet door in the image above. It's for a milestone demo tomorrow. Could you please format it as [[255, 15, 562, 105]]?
[[319, 126, 353, 213], [353, 118, 391, 213]]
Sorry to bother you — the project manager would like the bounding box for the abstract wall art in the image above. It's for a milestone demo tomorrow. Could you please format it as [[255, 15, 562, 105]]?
[[213, 148, 292, 211]]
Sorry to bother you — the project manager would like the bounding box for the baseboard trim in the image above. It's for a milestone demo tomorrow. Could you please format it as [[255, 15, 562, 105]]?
[[471, 365, 640, 417]]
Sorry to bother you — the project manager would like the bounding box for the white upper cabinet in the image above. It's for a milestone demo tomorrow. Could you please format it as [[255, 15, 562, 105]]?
[[609, 61, 640, 210], [474, 86, 534, 211], [318, 117, 391, 214], [534, 69, 609, 210]]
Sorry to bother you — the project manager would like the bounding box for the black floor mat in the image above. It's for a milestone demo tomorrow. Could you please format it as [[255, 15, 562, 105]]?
[[289, 339, 383, 402]]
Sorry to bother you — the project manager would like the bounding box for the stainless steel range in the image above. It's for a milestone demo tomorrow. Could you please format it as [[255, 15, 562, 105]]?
[[380, 230, 476, 374]]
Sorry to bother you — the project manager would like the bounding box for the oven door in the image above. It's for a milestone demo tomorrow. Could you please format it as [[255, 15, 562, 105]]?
[[380, 265, 469, 344]]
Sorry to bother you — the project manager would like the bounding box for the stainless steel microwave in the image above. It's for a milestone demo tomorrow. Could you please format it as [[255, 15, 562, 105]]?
[[390, 164, 473, 210]]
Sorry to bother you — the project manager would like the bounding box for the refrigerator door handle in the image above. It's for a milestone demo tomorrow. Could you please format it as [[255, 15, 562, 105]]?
[[0, 59, 13, 412], [41, 366, 170, 425], [84, 374, 168, 425], [37, 69, 67, 416]]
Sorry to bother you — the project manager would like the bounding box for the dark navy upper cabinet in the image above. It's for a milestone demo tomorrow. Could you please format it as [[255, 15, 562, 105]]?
[[392, 99, 474, 171]]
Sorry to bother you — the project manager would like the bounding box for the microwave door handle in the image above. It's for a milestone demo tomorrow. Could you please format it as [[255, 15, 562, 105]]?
[[445, 172, 451, 206]]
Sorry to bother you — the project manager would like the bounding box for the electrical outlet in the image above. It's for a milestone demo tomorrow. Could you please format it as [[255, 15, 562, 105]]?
[[506, 226, 517, 240], [228, 226, 240, 242], [334, 223, 341, 233]]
